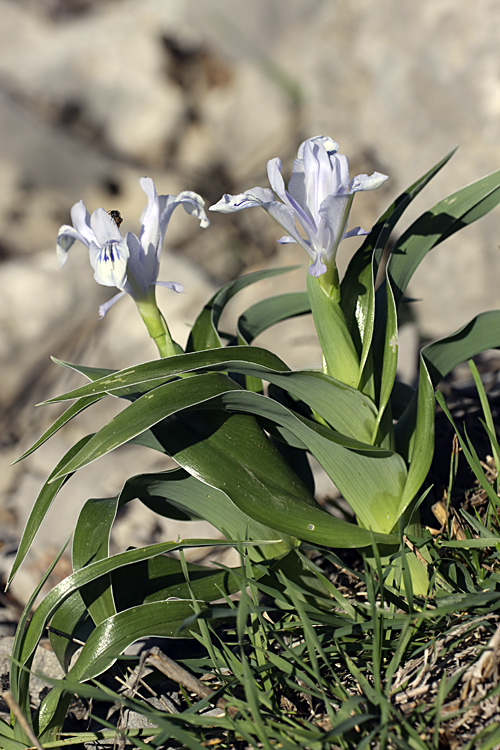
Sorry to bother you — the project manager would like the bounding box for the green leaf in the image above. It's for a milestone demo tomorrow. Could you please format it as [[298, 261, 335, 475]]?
[[187, 266, 299, 351], [10, 542, 69, 742], [19, 539, 250, 671], [43, 347, 380, 446], [341, 149, 456, 355], [422, 310, 500, 387], [306, 273, 360, 388], [48, 369, 401, 540], [14, 395, 103, 463], [236, 292, 310, 344], [154, 395, 401, 541], [387, 167, 500, 310], [72, 496, 118, 625], [7, 435, 94, 587], [119, 468, 294, 559], [396, 356, 435, 519], [371, 274, 398, 443], [42, 346, 289, 402], [37, 599, 213, 736]]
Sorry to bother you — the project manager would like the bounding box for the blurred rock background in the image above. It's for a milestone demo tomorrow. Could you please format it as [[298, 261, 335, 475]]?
[[1, 0, 500, 605]]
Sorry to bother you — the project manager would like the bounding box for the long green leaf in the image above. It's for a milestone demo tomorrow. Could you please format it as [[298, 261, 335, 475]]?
[[14, 395, 104, 463], [37, 599, 212, 737], [237, 292, 310, 344], [42, 346, 290, 402], [422, 310, 500, 387], [48, 371, 402, 539], [187, 266, 298, 351], [72, 496, 118, 626], [7, 435, 94, 586], [19, 539, 252, 671], [307, 273, 360, 387], [44, 349, 380, 445], [120, 468, 294, 559], [341, 149, 456, 352], [387, 168, 500, 309]]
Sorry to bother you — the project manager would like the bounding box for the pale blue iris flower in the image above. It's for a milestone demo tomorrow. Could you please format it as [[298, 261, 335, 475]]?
[[210, 136, 388, 278], [57, 177, 209, 317]]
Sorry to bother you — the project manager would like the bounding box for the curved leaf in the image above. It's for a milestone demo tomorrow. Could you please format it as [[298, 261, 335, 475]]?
[[422, 309, 500, 387], [387, 168, 500, 310], [187, 266, 298, 352], [37, 599, 212, 735], [19, 538, 253, 671], [7, 434, 94, 587], [237, 292, 310, 344], [14, 395, 103, 463], [341, 149, 456, 354], [46, 350, 381, 446], [73, 496, 118, 626], [120, 468, 294, 559]]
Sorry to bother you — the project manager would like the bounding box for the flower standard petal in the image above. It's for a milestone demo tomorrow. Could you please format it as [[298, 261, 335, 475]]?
[[138, 177, 161, 258], [70, 200, 95, 245]]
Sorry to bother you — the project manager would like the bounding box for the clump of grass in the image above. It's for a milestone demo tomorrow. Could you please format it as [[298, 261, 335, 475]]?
[[14, 361, 500, 749]]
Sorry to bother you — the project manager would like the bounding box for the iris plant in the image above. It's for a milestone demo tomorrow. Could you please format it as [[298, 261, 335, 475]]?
[[210, 135, 388, 292], [57, 177, 209, 356]]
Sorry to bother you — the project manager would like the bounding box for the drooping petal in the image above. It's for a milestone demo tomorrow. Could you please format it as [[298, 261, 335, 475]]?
[[349, 171, 388, 193], [56, 225, 83, 266], [308, 254, 328, 277], [160, 191, 209, 241], [209, 187, 275, 213], [98, 291, 127, 319], [260, 200, 315, 261]]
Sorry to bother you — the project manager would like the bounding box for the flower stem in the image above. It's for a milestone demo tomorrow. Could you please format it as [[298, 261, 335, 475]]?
[[135, 298, 179, 358]]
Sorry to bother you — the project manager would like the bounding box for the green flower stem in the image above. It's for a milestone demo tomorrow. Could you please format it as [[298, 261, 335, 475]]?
[[135, 298, 180, 358]]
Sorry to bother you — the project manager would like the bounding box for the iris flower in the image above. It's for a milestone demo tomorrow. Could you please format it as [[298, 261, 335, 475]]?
[[210, 136, 387, 278], [57, 177, 209, 318]]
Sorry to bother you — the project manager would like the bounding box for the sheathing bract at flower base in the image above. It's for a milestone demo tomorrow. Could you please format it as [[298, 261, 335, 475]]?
[[6, 143, 500, 746]]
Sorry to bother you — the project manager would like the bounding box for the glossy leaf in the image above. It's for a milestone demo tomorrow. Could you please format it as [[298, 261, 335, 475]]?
[[237, 292, 310, 344], [47, 367, 402, 539], [7, 435, 94, 586], [387, 167, 500, 310], [37, 599, 213, 736], [306, 273, 360, 388], [44, 348, 380, 445], [19, 539, 253, 672], [341, 149, 456, 345], [187, 266, 298, 351], [120, 468, 294, 559], [73, 496, 118, 626], [422, 310, 500, 387]]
